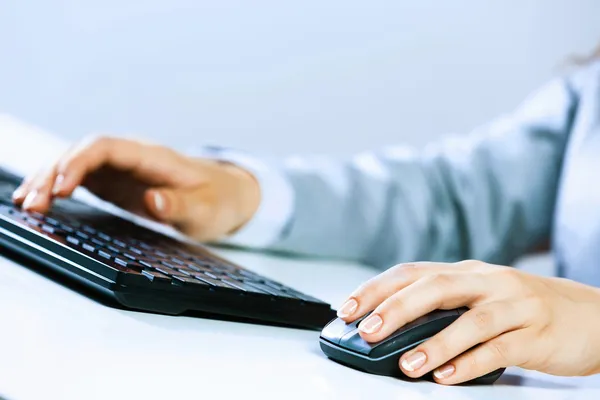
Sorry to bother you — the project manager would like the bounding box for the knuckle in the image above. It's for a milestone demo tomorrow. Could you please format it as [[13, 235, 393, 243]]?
[[87, 134, 114, 148], [353, 268, 393, 298], [60, 135, 113, 171], [426, 336, 453, 360], [456, 259, 483, 269], [428, 273, 453, 289], [59, 154, 82, 172], [463, 352, 480, 376], [525, 296, 551, 326], [379, 293, 405, 315], [389, 262, 418, 279], [30, 170, 53, 190], [526, 296, 546, 312], [422, 274, 453, 308], [469, 308, 494, 330], [352, 280, 376, 298], [494, 267, 524, 289], [391, 262, 417, 272], [486, 339, 510, 365]]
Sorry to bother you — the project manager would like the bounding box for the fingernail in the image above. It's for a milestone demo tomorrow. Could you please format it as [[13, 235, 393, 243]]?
[[434, 364, 455, 379], [401, 351, 427, 372], [12, 186, 27, 201], [153, 191, 165, 213], [336, 298, 358, 318], [52, 174, 66, 195], [359, 313, 383, 334], [23, 190, 41, 209]]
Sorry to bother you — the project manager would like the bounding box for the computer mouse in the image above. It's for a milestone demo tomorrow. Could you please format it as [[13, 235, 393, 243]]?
[[319, 307, 505, 384]]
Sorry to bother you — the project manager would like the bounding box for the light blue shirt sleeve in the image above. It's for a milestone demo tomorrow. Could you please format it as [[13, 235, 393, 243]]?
[[217, 75, 578, 270]]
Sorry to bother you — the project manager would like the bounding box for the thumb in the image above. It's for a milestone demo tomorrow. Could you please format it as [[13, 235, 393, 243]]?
[[144, 186, 211, 228]]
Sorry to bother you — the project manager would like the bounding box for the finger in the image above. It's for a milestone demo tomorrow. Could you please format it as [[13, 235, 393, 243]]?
[[54, 136, 201, 197], [336, 262, 456, 322], [432, 329, 528, 385], [12, 175, 35, 204], [357, 272, 488, 342], [399, 301, 527, 378], [13, 170, 44, 204], [337, 260, 489, 322], [21, 166, 59, 212]]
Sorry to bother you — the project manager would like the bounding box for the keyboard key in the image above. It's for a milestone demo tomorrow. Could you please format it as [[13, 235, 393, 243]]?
[[75, 231, 89, 240], [29, 211, 46, 220], [98, 250, 113, 260], [138, 242, 153, 251], [137, 254, 159, 263], [154, 249, 168, 258], [193, 274, 229, 288], [224, 272, 244, 281], [91, 238, 106, 247], [284, 289, 323, 304], [107, 245, 121, 254], [175, 268, 191, 276], [263, 280, 287, 291], [114, 256, 128, 265], [66, 236, 80, 246], [60, 224, 75, 234], [141, 270, 171, 283], [113, 239, 127, 248], [203, 272, 219, 280], [185, 263, 210, 273], [214, 263, 236, 272], [25, 216, 41, 226], [189, 255, 211, 263], [82, 226, 96, 235], [173, 249, 196, 260], [129, 247, 143, 255], [114, 257, 143, 271], [82, 243, 96, 253], [220, 279, 268, 294], [123, 253, 137, 261], [245, 282, 296, 299], [67, 219, 82, 228], [159, 260, 177, 269], [154, 266, 184, 277], [138, 260, 155, 269], [97, 232, 112, 242], [41, 224, 57, 234], [170, 257, 185, 266], [213, 273, 232, 280], [238, 269, 261, 279], [45, 217, 60, 226], [211, 266, 230, 274], [172, 275, 210, 287]]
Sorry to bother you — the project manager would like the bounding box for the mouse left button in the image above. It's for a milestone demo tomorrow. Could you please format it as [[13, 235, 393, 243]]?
[[320, 318, 355, 345]]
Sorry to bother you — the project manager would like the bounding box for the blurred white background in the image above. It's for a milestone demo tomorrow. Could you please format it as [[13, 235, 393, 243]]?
[[1, 0, 599, 156]]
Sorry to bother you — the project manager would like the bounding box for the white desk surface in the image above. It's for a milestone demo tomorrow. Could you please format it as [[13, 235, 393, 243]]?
[[1, 249, 600, 400], [1, 115, 600, 399]]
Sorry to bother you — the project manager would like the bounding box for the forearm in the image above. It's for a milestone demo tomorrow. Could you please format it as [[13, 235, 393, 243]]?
[[200, 78, 576, 269]]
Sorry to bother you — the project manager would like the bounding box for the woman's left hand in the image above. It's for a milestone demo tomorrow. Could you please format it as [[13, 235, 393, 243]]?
[[336, 260, 600, 384]]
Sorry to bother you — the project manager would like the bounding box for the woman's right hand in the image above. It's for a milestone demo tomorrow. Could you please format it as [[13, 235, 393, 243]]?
[[11, 135, 261, 243]]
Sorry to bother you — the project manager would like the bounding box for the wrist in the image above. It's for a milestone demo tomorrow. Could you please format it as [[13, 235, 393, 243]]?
[[190, 147, 294, 248], [224, 162, 261, 234]]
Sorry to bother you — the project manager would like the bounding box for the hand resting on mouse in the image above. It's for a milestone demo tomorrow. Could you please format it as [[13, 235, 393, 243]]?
[[336, 260, 600, 385]]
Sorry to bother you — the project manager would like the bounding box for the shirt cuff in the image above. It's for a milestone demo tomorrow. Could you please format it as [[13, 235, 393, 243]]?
[[190, 146, 294, 248]]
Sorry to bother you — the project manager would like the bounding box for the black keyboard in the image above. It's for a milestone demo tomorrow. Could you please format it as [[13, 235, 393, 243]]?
[[0, 168, 334, 329]]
